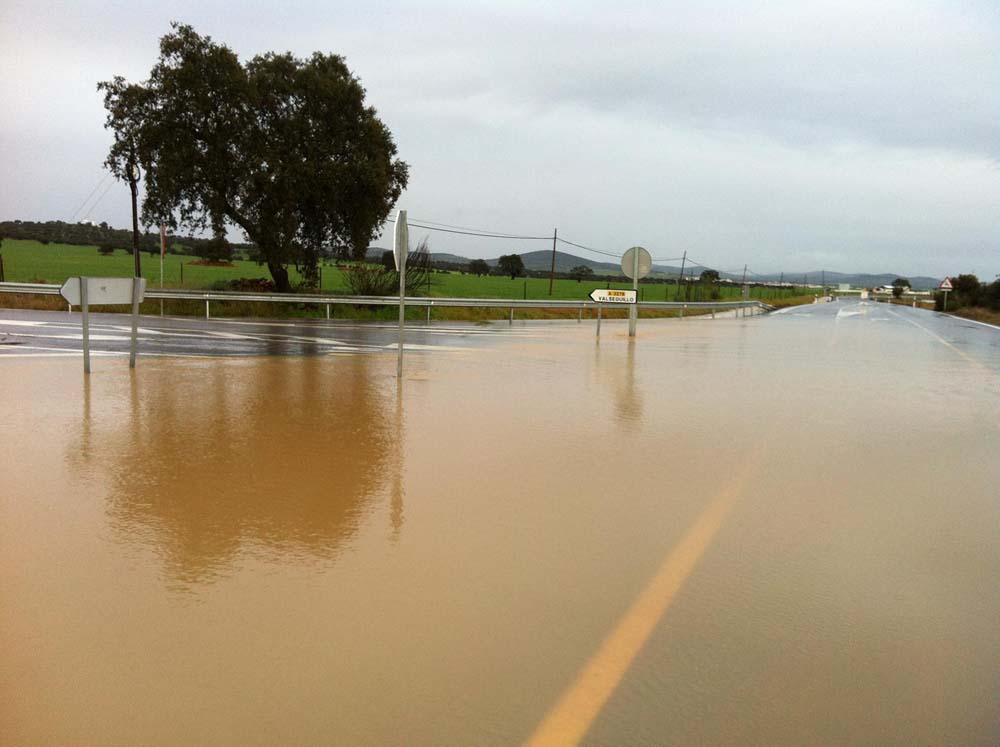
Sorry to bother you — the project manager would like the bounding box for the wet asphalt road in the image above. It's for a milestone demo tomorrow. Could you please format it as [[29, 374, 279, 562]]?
[[0, 308, 540, 358]]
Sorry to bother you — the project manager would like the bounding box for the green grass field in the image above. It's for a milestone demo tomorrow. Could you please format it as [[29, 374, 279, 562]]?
[[0, 239, 813, 319]]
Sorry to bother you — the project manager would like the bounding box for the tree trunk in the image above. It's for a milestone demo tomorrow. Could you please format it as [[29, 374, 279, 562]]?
[[268, 262, 292, 293]]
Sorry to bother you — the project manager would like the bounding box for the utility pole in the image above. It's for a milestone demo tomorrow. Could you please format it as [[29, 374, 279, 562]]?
[[128, 159, 142, 278], [676, 250, 687, 301], [548, 228, 558, 296]]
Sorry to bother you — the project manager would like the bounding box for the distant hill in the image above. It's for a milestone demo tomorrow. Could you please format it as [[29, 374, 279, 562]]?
[[742, 270, 941, 290], [486, 249, 622, 275], [346, 246, 940, 288], [480, 249, 687, 277]]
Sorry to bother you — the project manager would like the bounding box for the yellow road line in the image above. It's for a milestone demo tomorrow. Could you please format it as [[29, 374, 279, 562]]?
[[526, 462, 756, 746]]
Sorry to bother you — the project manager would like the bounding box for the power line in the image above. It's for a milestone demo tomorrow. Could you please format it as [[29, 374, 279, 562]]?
[[84, 179, 117, 219], [69, 172, 112, 223], [409, 217, 536, 239], [555, 237, 622, 259], [407, 221, 551, 241]]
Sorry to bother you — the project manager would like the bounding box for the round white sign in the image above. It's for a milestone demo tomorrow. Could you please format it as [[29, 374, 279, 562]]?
[[621, 246, 652, 280]]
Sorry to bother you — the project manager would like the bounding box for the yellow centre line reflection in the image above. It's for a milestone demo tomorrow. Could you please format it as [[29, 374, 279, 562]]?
[[526, 454, 759, 747]]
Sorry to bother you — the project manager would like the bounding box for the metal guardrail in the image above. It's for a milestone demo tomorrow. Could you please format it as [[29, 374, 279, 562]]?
[[0, 281, 772, 317]]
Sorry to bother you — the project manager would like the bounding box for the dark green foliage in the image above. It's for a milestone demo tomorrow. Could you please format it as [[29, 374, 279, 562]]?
[[99, 24, 408, 292], [215, 277, 276, 292], [570, 265, 594, 282], [198, 233, 234, 263], [382, 250, 396, 271], [699, 269, 720, 283], [951, 274, 980, 296], [343, 238, 432, 296], [468, 259, 489, 276], [98, 244, 115, 256], [932, 273, 1000, 311], [497, 254, 525, 279]]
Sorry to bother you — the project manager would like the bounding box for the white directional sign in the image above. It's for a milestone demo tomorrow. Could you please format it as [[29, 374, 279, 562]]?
[[59, 276, 146, 374], [938, 277, 953, 291], [60, 277, 146, 306], [621, 246, 652, 280], [589, 288, 637, 304], [393, 210, 409, 272]]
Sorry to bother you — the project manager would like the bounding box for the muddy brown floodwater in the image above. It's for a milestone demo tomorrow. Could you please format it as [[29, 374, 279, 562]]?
[[2, 303, 999, 746]]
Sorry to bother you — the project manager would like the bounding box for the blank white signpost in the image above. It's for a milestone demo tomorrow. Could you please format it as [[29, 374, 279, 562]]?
[[60, 276, 147, 374], [621, 247, 652, 337], [393, 210, 409, 378]]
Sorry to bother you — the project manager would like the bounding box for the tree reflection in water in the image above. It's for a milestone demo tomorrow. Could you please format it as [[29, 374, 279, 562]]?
[[72, 356, 401, 587]]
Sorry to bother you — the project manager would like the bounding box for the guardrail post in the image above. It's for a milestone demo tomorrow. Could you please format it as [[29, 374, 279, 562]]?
[[711, 307, 715, 319], [426, 305, 431, 324], [578, 307, 582, 323], [205, 299, 210, 319], [326, 303, 330, 320], [509, 307, 514, 324]]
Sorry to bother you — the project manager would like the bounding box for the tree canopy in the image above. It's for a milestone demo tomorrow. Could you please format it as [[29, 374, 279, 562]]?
[[497, 254, 524, 279], [571, 265, 594, 282], [468, 259, 489, 276], [99, 24, 408, 291]]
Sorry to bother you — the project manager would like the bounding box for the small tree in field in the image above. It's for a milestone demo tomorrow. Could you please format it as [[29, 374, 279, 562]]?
[[497, 254, 524, 279], [468, 259, 489, 276], [571, 265, 594, 282], [199, 233, 233, 263], [892, 277, 910, 298], [98, 243, 115, 256]]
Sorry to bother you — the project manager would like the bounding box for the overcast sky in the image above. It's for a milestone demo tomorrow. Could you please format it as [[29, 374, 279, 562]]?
[[1, 0, 997, 277]]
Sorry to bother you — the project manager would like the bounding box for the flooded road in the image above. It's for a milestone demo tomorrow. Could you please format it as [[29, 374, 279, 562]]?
[[2, 302, 999, 745]]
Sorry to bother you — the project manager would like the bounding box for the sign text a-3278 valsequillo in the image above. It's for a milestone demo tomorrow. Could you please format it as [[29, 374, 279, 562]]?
[[589, 288, 637, 304]]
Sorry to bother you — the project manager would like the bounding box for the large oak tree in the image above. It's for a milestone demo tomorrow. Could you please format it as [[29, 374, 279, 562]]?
[[100, 24, 408, 291]]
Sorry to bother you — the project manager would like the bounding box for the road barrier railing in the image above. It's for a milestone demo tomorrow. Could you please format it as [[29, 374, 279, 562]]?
[[0, 282, 772, 319]]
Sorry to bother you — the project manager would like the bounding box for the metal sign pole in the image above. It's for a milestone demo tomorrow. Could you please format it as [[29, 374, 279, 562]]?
[[596, 302, 602, 338], [80, 277, 91, 375], [393, 210, 409, 379], [397, 255, 406, 378], [159, 223, 165, 317], [943, 290, 948, 312], [129, 276, 141, 369], [629, 250, 639, 337]]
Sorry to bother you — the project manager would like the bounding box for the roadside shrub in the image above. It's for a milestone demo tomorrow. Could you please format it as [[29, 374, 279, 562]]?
[[343, 239, 432, 296], [984, 280, 1000, 311], [217, 277, 276, 292]]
